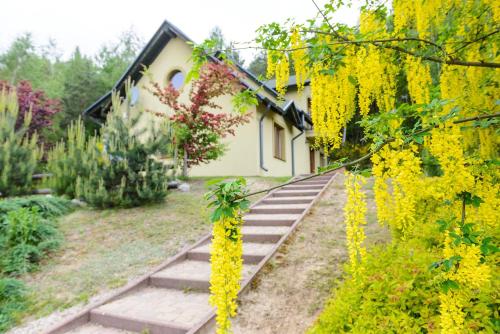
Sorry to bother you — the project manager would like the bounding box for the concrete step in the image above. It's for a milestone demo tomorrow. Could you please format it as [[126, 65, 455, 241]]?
[[295, 180, 328, 185], [91, 287, 211, 334], [272, 190, 320, 197], [250, 203, 308, 214], [241, 225, 290, 242], [187, 242, 275, 263], [66, 324, 133, 333], [243, 213, 300, 226], [262, 196, 315, 204], [150, 260, 257, 291], [282, 184, 323, 190]]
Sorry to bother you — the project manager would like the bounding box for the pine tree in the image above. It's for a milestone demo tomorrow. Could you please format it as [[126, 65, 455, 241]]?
[[0, 89, 41, 196], [46, 118, 100, 198], [76, 80, 174, 207]]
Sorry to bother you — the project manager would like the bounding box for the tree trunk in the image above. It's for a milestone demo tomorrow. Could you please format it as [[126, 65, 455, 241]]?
[[182, 149, 188, 178]]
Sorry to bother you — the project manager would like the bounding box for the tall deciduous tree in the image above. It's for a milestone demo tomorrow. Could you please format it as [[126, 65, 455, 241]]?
[[208, 26, 244, 66], [96, 29, 144, 89], [56, 47, 103, 135], [249, 1, 499, 333], [247, 51, 267, 77]]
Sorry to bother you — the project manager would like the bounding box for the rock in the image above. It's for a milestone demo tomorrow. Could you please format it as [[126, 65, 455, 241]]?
[[71, 198, 87, 207], [178, 183, 190, 192], [167, 180, 180, 189]]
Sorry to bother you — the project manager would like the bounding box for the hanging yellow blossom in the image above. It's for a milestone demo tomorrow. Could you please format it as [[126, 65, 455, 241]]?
[[274, 53, 290, 97], [371, 142, 422, 237], [209, 215, 243, 334], [290, 26, 307, 92], [344, 173, 368, 277], [406, 55, 432, 106], [310, 54, 356, 152], [439, 233, 492, 333]]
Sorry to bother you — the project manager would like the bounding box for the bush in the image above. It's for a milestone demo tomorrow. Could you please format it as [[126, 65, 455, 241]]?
[[0, 278, 26, 332], [308, 234, 499, 333], [75, 84, 173, 208], [0, 207, 62, 275], [47, 118, 100, 198], [0, 88, 41, 196], [0, 195, 72, 221]]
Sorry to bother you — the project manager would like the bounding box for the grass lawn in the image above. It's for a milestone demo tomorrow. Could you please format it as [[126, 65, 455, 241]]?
[[13, 176, 286, 330]]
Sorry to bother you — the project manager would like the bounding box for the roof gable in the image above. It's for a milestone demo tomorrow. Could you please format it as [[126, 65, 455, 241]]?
[[83, 20, 311, 129]]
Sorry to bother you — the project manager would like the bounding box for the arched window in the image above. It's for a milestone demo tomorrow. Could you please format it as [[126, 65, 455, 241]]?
[[168, 70, 185, 90]]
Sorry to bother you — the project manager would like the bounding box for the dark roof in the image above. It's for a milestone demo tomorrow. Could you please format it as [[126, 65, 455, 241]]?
[[83, 20, 311, 129], [265, 75, 311, 90]]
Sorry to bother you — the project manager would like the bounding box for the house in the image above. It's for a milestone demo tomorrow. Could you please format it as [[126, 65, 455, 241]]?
[[84, 20, 326, 177]]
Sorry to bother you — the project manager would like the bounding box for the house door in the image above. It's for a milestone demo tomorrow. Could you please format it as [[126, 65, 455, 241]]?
[[309, 150, 315, 173]]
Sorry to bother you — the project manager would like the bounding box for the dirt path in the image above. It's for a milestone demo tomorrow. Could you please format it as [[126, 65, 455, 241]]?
[[232, 173, 390, 334]]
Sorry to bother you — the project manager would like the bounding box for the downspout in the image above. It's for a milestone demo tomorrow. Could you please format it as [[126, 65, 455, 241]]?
[[259, 103, 272, 172], [291, 112, 305, 176]]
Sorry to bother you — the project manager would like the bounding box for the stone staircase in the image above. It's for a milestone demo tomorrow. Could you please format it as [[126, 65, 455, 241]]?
[[44, 173, 338, 334]]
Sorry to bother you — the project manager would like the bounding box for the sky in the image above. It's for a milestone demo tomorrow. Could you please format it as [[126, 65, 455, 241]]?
[[1, 0, 361, 64]]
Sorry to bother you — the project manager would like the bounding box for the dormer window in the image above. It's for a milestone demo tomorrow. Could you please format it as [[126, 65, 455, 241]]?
[[168, 70, 185, 90]]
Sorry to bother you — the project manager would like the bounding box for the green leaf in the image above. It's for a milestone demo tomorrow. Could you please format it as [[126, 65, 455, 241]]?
[[440, 279, 460, 293]]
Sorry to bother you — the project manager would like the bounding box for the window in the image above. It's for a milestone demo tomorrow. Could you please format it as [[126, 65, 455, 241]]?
[[273, 123, 285, 161], [130, 86, 140, 106], [167, 70, 185, 90], [307, 97, 312, 115]]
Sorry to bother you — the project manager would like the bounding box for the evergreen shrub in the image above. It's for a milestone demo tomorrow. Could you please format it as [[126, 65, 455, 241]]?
[[0, 89, 41, 196]]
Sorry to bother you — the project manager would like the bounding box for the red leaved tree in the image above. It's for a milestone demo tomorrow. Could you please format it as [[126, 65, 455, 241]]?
[[0, 80, 61, 147], [149, 62, 251, 176]]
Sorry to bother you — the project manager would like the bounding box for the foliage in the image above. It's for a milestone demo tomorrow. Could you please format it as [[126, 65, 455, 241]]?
[[0, 278, 26, 332], [0, 30, 143, 144], [0, 196, 69, 330], [95, 29, 144, 89], [0, 33, 64, 98], [0, 195, 72, 222], [149, 62, 253, 176], [205, 177, 249, 334], [54, 47, 105, 138], [47, 118, 101, 198], [0, 80, 61, 147], [76, 82, 174, 208], [246, 51, 267, 77], [248, 0, 499, 332], [0, 207, 62, 275], [0, 89, 41, 196], [208, 26, 244, 66], [309, 240, 442, 333]]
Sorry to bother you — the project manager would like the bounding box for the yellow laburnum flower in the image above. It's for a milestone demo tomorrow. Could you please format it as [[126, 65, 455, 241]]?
[[371, 143, 422, 237], [440, 233, 492, 333], [344, 173, 368, 277], [310, 56, 356, 152], [275, 53, 290, 97], [209, 215, 243, 334], [406, 55, 432, 106], [290, 26, 307, 92]]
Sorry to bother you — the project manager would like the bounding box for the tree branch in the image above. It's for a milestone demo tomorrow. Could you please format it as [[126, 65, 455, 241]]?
[[236, 112, 500, 200]]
